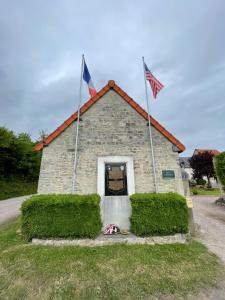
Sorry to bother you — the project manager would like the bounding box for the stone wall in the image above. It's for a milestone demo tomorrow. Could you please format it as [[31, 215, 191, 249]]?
[[38, 89, 184, 195]]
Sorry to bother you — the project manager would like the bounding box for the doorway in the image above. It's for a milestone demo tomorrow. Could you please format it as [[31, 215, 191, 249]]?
[[105, 163, 128, 196], [97, 156, 135, 230]]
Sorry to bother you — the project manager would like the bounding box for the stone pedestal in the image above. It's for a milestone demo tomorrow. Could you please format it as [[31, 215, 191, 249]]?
[[101, 196, 131, 230]]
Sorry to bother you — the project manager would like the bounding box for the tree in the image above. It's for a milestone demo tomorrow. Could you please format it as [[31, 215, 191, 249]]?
[[214, 152, 225, 192], [38, 129, 48, 143], [0, 127, 17, 178], [189, 152, 216, 187], [16, 132, 41, 180], [0, 127, 41, 180]]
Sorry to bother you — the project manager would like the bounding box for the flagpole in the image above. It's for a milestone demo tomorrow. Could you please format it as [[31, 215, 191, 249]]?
[[72, 54, 84, 193], [142, 57, 158, 193]]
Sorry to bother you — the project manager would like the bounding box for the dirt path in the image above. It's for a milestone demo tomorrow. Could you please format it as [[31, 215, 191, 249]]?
[[0, 195, 31, 224], [192, 196, 225, 265]]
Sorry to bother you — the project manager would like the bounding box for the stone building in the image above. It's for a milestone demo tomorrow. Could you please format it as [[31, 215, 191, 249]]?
[[35, 80, 186, 229]]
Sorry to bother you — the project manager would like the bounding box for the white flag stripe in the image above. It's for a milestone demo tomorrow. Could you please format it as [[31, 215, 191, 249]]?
[[144, 63, 164, 98]]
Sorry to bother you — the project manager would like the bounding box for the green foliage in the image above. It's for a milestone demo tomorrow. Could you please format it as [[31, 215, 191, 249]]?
[[0, 218, 23, 252], [130, 193, 189, 236], [196, 178, 207, 186], [192, 188, 198, 195], [0, 179, 37, 200], [0, 126, 41, 181], [215, 152, 225, 191], [21, 194, 102, 240], [190, 152, 215, 186], [191, 187, 220, 196]]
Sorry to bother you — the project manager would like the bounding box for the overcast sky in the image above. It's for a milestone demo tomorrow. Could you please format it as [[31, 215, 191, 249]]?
[[0, 1, 225, 156]]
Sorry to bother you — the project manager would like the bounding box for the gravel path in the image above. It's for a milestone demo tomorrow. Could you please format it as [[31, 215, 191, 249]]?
[[0, 195, 32, 224], [192, 196, 225, 265]]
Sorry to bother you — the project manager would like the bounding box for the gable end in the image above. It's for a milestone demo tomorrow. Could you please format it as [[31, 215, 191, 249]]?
[[35, 80, 185, 152]]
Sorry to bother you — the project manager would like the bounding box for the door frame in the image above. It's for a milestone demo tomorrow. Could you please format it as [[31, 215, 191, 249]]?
[[97, 156, 135, 197]]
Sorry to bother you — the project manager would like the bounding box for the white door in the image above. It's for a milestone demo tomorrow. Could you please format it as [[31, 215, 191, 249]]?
[[101, 196, 131, 230], [97, 156, 135, 231]]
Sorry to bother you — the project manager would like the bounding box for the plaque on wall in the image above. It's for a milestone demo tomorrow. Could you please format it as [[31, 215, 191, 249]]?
[[162, 170, 175, 179], [105, 163, 128, 196]]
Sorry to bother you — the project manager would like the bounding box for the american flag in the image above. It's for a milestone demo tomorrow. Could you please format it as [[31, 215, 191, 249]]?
[[144, 63, 164, 99]]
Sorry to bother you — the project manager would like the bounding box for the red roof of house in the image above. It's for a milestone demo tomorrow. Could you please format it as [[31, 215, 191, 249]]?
[[35, 80, 185, 152], [193, 149, 220, 156]]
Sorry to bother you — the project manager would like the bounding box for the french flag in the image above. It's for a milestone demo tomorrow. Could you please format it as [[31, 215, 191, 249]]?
[[83, 60, 97, 97]]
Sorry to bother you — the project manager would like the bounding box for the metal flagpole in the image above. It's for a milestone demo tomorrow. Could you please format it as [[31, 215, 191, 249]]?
[[142, 56, 158, 193], [72, 54, 84, 193]]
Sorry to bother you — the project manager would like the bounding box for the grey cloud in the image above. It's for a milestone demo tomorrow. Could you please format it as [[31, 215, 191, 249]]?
[[0, 0, 224, 156]]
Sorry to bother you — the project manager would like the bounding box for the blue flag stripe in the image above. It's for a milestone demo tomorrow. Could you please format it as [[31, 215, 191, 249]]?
[[83, 60, 91, 84]]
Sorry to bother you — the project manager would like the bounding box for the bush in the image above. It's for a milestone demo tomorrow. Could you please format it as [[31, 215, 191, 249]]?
[[192, 189, 198, 195], [0, 179, 37, 200], [196, 178, 207, 186], [21, 194, 102, 240], [215, 152, 225, 191], [130, 193, 188, 236]]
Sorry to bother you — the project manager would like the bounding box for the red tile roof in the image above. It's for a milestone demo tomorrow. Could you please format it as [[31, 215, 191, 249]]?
[[193, 149, 220, 156], [35, 80, 185, 152]]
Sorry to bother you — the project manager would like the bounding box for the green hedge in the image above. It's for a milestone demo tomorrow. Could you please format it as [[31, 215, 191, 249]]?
[[215, 152, 225, 191], [21, 194, 102, 240], [0, 179, 37, 201], [130, 193, 189, 236]]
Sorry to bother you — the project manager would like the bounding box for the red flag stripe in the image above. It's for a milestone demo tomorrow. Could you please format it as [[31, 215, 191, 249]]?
[[146, 74, 163, 88], [147, 74, 163, 98], [150, 78, 163, 97], [146, 73, 164, 88], [144, 63, 164, 98]]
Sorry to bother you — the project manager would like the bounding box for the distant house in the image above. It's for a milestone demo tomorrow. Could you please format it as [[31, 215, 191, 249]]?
[[179, 157, 193, 179], [179, 149, 220, 187], [193, 149, 220, 156]]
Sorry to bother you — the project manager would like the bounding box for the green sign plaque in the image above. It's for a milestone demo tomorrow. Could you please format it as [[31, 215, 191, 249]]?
[[162, 170, 175, 179]]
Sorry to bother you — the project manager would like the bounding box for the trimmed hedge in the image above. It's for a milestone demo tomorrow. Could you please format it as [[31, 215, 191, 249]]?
[[0, 179, 37, 201], [21, 194, 102, 240], [215, 152, 225, 191], [130, 193, 188, 236]]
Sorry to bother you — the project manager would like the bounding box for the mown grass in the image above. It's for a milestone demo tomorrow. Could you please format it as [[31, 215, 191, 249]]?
[[0, 218, 224, 300], [191, 188, 221, 196], [0, 179, 37, 200]]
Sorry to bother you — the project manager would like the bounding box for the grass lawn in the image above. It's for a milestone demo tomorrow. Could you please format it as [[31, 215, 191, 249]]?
[[0, 179, 37, 200], [0, 219, 224, 299], [191, 188, 221, 196]]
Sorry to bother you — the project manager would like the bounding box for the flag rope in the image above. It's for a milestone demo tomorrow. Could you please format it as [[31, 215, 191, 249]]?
[[142, 57, 158, 193], [72, 54, 84, 193]]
